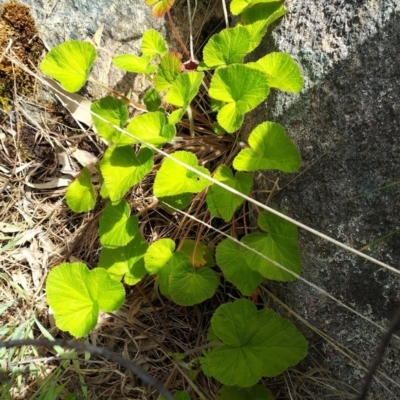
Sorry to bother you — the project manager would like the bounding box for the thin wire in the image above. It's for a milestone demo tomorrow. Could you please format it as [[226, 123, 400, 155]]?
[[162, 201, 400, 342], [7, 54, 400, 279], [187, 0, 195, 60], [221, 0, 229, 28]]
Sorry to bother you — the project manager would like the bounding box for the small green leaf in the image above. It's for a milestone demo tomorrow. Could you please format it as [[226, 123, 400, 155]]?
[[217, 385, 274, 400], [46, 262, 125, 337], [233, 121, 301, 172], [230, 0, 279, 15], [169, 262, 219, 306], [209, 65, 269, 133], [206, 165, 252, 222], [203, 26, 250, 68], [141, 29, 168, 57], [99, 200, 138, 248], [216, 238, 263, 296], [248, 52, 303, 92], [40, 41, 96, 92], [97, 233, 148, 284], [143, 88, 162, 111], [99, 146, 154, 203], [159, 193, 193, 211], [66, 167, 96, 213], [160, 392, 191, 400], [145, 0, 176, 18], [241, 211, 302, 281], [168, 108, 186, 125], [125, 111, 175, 146], [91, 96, 129, 143], [239, 3, 287, 52], [112, 54, 157, 74], [154, 52, 182, 91], [154, 151, 210, 197], [179, 240, 215, 268], [165, 71, 204, 108], [200, 299, 308, 386]]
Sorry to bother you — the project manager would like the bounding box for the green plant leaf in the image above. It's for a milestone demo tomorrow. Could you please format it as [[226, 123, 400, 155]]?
[[99, 146, 154, 202], [40, 41, 96, 92], [112, 54, 157, 74], [97, 233, 148, 284], [179, 239, 215, 268], [248, 52, 303, 92], [143, 88, 162, 111], [215, 238, 263, 295], [160, 392, 191, 400], [231, 0, 280, 15], [217, 385, 274, 400], [91, 96, 129, 143], [169, 261, 219, 306], [65, 167, 96, 212], [209, 65, 269, 133], [153, 151, 210, 197], [239, 3, 287, 52], [159, 193, 193, 211], [125, 111, 175, 146], [241, 211, 302, 281], [165, 71, 204, 107], [206, 165, 252, 222], [203, 26, 250, 68], [233, 122, 301, 172], [46, 262, 125, 337], [141, 29, 168, 57], [200, 299, 307, 386], [154, 52, 182, 91], [99, 200, 139, 248], [145, 0, 176, 18]]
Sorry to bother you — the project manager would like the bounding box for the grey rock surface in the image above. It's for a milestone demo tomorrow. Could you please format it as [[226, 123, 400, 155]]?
[[248, 0, 400, 397]]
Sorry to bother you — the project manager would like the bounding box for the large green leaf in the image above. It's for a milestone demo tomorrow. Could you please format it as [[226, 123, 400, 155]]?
[[97, 233, 148, 284], [40, 41, 96, 92], [248, 52, 303, 92], [241, 211, 302, 281], [179, 240, 215, 268], [141, 29, 168, 57], [143, 88, 162, 111], [165, 71, 204, 108], [217, 385, 274, 400], [112, 54, 157, 74], [46, 262, 125, 337], [66, 167, 96, 212], [206, 165, 252, 222], [200, 299, 308, 386], [233, 121, 301, 172], [169, 261, 219, 306], [99, 146, 154, 202], [154, 52, 182, 91], [125, 111, 175, 146], [239, 3, 287, 52], [216, 238, 263, 295], [91, 96, 129, 144], [203, 26, 250, 68], [209, 64, 269, 133], [153, 151, 210, 197], [99, 200, 138, 248], [230, 0, 280, 15]]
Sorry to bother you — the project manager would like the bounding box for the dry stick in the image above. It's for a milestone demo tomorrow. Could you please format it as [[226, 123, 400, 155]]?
[[0, 338, 175, 400], [357, 305, 400, 400]]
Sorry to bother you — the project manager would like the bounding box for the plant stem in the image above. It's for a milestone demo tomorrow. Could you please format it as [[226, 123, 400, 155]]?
[[183, 341, 222, 357], [167, 11, 190, 58]]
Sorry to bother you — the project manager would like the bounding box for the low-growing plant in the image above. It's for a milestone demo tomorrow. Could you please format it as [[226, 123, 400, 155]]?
[[40, 0, 308, 397]]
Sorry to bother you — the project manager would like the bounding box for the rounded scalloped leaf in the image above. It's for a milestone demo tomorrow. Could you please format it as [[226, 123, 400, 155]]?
[[159, 193, 193, 212], [200, 299, 308, 386], [248, 52, 303, 92], [66, 167, 96, 213], [217, 103, 244, 134], [216, 238, 263, 296], [141, 29, 168, 57], [203, 26, 250, 68], [206, 165, 252, 222], [99, 146, 154, 203], [46, 262, 125, 337], [169, 262, 219, 306], [179, 239, 215, 268], [145, 0, 176, 18], [143, 88, 162, 111], [231, 0, 279, 15], [217, 385, 274, 400], [112, 54, 157, 74], [154, 52, 182, 91], [40, 41, 96, 92], [99, 200, 139, 248], [91, 96, 129, 144], [97, 233, 148, 285], [165, 71, 204, 108], [144, 238, 176, 275], [125, 111, 175, 146], [233, 121, 301, 172], [153, 151, 210, 197]]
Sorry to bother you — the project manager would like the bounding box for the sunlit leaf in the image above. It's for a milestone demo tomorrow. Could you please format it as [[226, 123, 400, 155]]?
[[143, 88, 162, 111], [66, 167, 96, 212], [141, 29, 168, 57], [165, 71, 204, 107], [112, 54, 157, 74], [154, 52, 182, 91], [145, 0, 176, 18]]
